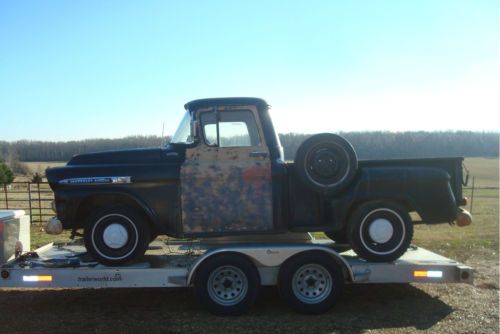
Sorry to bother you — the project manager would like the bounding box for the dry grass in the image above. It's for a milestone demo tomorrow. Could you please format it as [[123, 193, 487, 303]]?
[[20, 157, 500, 260], [0, 157, 497, 333], [22, 161, 66, 175], [413, 157, 498, 258], [463, 157, 498, 188]]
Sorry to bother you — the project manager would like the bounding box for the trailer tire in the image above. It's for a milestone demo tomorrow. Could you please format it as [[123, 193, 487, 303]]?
[[194, 254, 260, 316], [83, 206, 150, 266], [348, 201, 413, 262], [294, 133, 357, 195], [278, 251, 344, 314]]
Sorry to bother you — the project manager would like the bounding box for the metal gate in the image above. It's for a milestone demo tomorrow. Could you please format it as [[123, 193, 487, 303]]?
[[0, 182, 54, 224]]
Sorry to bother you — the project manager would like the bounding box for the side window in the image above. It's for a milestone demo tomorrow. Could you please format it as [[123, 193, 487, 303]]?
[[200, 110, 261, 147], [200, 113, 218, 146]]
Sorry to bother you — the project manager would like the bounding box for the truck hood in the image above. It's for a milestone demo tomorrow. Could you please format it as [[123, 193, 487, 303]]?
[[67, 146, 183, 165], [46, 145, 185, 187]]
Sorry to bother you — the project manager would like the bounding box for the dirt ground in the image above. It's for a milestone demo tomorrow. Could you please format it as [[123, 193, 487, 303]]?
[[0, 248, 497, 334]]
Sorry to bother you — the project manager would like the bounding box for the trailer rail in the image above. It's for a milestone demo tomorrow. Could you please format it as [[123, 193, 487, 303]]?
[[0, 240, 473, 289]]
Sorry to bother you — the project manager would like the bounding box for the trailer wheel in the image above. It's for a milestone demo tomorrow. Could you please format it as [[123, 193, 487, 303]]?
[[194, 254, 260, 316], [294, 133, 357, 195], [84, 206, 150, 266], [348, 201, 413, 262], [278, 251, 344, 314]]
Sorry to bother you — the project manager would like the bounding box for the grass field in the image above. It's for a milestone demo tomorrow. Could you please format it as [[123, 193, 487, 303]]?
[[22, 161, 66, 175], [1, 157, 498, 333], [19, 157, 499, 255], [462, 157, 498, 188], [6, 156, 500, 259], [413, 157, 498, 262]]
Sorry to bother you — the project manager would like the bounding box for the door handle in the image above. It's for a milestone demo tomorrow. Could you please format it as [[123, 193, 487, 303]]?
[[249, 151, 268, 158]]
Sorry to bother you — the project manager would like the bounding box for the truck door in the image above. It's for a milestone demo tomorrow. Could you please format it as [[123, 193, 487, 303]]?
[[180, 106, 273, 235]]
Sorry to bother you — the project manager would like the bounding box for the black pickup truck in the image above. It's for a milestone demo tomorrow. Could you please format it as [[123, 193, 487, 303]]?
[[46, 97, 472, 265]]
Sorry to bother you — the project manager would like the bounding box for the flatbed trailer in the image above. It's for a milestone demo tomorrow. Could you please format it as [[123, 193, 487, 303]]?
[[0, 237, 473, 315]]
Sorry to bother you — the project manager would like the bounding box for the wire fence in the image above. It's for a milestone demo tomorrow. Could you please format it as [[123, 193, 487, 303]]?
[[0, 182, 54, 224]]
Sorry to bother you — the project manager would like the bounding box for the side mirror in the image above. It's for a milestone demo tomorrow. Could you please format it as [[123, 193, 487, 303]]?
[[190, 120, 199, 141]]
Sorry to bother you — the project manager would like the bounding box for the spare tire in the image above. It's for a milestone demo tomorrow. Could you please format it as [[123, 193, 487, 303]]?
[[294, 133, 357, 195]]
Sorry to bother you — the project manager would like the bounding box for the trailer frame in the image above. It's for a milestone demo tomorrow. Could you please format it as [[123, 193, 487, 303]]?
[[0, 237, 473, 314]]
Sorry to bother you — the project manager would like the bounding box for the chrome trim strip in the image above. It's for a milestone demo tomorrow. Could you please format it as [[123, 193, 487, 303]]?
[[59, 176, 132, 185]]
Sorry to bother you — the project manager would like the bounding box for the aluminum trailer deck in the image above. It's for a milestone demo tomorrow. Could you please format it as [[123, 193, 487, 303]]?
[[0, 239, 473, 315]]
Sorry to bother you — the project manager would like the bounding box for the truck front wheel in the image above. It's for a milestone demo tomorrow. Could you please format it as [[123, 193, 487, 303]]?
[[348, 201, 413, 262], [83, 206, 151, 266]]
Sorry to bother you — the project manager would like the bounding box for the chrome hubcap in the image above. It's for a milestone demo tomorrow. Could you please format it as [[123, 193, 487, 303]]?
[[368, 218, 394, 243], [102, 223, 129, 249], [292, 264, 332, 304], [207, 266, 248, 306]]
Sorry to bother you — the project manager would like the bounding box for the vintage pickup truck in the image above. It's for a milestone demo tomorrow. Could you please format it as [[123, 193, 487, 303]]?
[[46, 97, 472, 265]]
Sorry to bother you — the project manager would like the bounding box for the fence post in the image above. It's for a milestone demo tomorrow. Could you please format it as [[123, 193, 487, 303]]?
[[3, 184, 8, 208], [28, 182, 33, 224], [470, 176, 475, 215], [37, 182, 42, 223]]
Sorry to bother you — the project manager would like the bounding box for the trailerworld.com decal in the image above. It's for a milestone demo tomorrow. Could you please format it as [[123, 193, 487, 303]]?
[[77, 273, 123, 282]]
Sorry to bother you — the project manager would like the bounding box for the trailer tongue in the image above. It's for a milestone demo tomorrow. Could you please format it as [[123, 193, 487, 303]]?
[[0, 237, 473, 315]]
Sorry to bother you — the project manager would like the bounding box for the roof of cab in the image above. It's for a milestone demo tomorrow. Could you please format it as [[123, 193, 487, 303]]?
[[184, 97, 268, 110]]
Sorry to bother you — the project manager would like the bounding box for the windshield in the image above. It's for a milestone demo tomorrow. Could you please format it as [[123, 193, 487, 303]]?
[[170, 111, 194, 145]]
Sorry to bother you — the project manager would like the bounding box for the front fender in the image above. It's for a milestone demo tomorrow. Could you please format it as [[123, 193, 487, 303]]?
[[55, 187, 159, 229]]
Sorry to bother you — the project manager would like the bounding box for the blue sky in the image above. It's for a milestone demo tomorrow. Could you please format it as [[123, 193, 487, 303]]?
[[1, 1, 499, 141]]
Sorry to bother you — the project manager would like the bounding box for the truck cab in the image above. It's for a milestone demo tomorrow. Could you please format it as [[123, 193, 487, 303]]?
[[178, 98, 286, 235]]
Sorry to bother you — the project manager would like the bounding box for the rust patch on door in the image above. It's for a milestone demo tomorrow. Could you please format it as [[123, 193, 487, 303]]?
[[180, 146, 273, 234]]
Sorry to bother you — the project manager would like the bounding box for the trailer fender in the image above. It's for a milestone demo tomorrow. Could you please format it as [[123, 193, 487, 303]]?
[[187, 245, 354, 285]]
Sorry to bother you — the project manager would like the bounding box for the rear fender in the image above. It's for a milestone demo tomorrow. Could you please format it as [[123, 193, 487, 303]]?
[[352, 167, 458, 223]]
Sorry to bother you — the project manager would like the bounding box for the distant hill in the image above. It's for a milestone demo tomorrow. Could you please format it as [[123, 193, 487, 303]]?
[[0, 132, 498, 162]]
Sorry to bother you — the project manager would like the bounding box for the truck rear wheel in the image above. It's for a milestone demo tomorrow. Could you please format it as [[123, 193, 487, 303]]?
[[83, 206, 151, 266], [278, 251, 344, 314], [194, 254, 260, 316], [348, 201, 413, 262], [294, 133, 357, 195]]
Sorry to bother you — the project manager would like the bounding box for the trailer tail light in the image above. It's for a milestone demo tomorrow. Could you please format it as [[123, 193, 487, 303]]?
[[414, 270, 443, 278], [23, 275, 53, 282]]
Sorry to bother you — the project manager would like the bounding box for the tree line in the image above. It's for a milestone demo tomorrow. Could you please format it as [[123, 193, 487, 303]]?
[[0, 136, 166, 162], [0, 132, 498, 163], [280, 131, 499, 160]]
